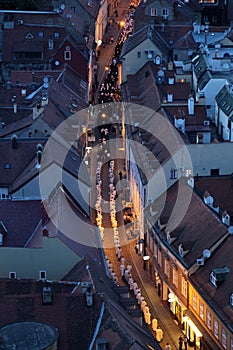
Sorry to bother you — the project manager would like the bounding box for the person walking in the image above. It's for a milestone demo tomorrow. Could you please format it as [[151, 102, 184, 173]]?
[[155, 326, 163, 342], [165, 343, 171, 350], [120, 264, 125, 277], [183, 335, 188, 350], [135, 243, 139, 254], [179, 336, 183, 350]]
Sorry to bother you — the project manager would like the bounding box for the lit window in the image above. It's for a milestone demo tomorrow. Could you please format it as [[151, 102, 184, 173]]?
[[151, 8, 157, 16], [206, 310, 212, 330], [164, 258, 170, 277], [199, 302, 204, 320], [214, 319, 219, 339], [186, 169, 191, 177], [222, 328, 227, 349], [173, 269, 178, 287], [181, 278, 187, 297], [192, 293, 197, 310]]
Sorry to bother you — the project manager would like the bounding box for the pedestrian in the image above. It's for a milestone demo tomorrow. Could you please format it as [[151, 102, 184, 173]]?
[[120, 264, 125, 277], [165, 343, 171, 350], [179, 336, 183, 350], [121, 257, 125, 265], [135, 243, 139, 254], [152, 318, 158, 332], [116, 246, 121, 261], [155, 326, 163, 342], [183, 335, 188, 350]]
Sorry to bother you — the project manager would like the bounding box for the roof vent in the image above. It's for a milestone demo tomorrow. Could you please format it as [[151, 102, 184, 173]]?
[[203, 249, 211, 258], [196, 258, 204, 266]]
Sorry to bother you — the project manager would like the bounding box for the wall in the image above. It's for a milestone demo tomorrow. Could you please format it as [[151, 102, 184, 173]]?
[[122, 38, 162, 82], [0, 237, 81, 280]]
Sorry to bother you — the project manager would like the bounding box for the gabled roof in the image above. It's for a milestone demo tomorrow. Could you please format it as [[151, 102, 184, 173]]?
[[216, 85, 233, 117], [0, 138, 46, 188], [198, 70, 212, 90], [121, 25, 169, 58], [0, 200, 42, 247], [192, 54, 208, 80], [191, 236, 233, 329], [145, 179, 228, 268]]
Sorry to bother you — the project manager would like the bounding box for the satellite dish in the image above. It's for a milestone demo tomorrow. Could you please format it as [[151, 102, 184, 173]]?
[[60, 3, 65, 10], [203, 249, 211, 258], [55, 60, 60, 66], [228, 226, 233, 235], [147, 53, 152, 59], [43, 77, 49, 83]]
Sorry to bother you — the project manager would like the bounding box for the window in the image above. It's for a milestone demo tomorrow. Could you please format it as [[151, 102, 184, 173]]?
[[9, 272, 16, 279], [192, 293, 197, 311], [206, 310, 212, 330], [210, 169, 219, 176], [38, 32, 44, 38], [164, 258, 170, 277], [71, 6, 76, 12], [64, 47, 71, 60], [162, 8, 168, 19], [230, 293, 233, 307], [222, 328, 227, 349], [54, 32, 60, 38], [48, 39, 54, 50], [230, 338, 233, 350], [181, 278, 187, 298], [210, 271, 217, 287], [4, 163, 11, 169], [186, 169, 191, 177], [151, 8, 157, 16], [39, 270, 47, 280], [137, 51, 141, 58], [199, 302, 204, 320], [173, 268, 178, 287], [170, 169, 177, 179], [214, 319, 219, 339], [158, 249, 162, 266]]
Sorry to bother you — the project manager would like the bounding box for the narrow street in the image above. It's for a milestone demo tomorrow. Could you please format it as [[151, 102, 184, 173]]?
[[89, 0, 191, 349]]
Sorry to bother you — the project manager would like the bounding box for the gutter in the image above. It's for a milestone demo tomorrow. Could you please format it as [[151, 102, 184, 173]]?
[[88, 301, 105, 350]]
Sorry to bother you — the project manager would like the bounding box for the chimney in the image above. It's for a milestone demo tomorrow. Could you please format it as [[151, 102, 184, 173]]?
[[11, 134, 18, 149], [13, 102, 17, 114], [187, 175, 194, 188], [86, 286, 93, 307], [188, 95, 194, 115]]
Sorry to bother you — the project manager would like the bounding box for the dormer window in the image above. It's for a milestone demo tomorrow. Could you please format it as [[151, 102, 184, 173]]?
[[151, 8, 157, 16], [230, 293, 233, 307], [210, 271, 217, 287], [178, 243, 183, 257], [210, 267, 230, 288]]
